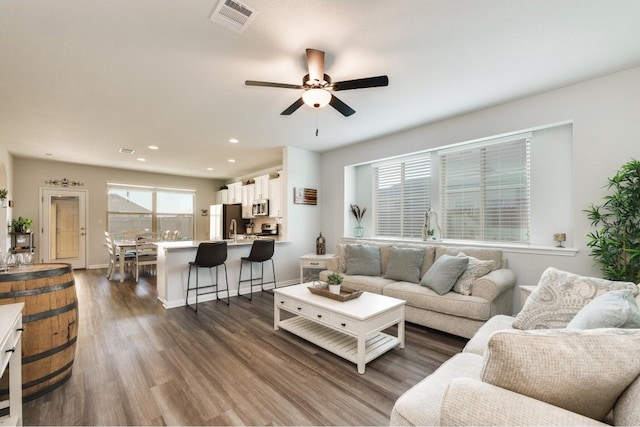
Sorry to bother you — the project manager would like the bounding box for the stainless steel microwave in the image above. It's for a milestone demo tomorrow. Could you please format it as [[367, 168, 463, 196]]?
[[252, 199, 269, 216]]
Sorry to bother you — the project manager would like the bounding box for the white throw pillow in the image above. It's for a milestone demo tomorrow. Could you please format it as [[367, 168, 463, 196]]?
[[567, 289, 640, 329]]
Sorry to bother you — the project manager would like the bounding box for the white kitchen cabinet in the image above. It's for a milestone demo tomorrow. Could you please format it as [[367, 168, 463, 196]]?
[[254, 174, 270, 200], [216, 189, 228, 205], [268, 177, 282, 218], [241, 183, 255, 219], [227, 182, 242, 204]]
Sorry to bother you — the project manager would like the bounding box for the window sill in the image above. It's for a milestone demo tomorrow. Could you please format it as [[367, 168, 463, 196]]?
[[341, 236, 578, 257]]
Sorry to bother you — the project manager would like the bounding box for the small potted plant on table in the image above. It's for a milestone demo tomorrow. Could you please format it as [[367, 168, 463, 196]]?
[[326, 271, 343, 294]]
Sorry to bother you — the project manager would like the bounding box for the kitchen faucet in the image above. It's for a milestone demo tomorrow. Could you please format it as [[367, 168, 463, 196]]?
[[230, 219, 237, 243]]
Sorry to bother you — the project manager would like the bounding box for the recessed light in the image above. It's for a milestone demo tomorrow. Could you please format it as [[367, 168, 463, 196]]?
[[119, 148, 135, 154], [228, 159, 236, 163], [207, 167, 214, 171], [137, 158, 146, 162], [229, 138, 239, 144], [148, 145, 159, 150]]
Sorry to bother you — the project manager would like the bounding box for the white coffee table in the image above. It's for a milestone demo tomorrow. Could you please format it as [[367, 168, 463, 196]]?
[[273, 283, 405, 374]]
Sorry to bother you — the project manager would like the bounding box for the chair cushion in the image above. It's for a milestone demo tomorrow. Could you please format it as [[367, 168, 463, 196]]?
[[481, 328, 640, 422], [345, 244, 381, 276], [513, 267, 638, 330], [567, 289, 640, 329], [420, 254, 468, 295], [383, 246, 425, 284]]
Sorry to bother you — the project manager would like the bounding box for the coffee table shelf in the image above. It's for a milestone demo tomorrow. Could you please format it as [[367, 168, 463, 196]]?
[[278, 316, 401, 366]]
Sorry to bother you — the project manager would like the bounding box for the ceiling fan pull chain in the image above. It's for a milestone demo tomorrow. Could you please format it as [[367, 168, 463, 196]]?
[[315, 110, 319, 137]]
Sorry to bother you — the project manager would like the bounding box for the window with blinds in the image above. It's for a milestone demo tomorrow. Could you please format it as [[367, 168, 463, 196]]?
[[374, 156, 431, 238], [440, 135, 530, 243]]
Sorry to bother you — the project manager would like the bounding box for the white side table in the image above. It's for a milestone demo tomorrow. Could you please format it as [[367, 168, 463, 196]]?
[[300, 253, 335, 283], [0, 303, 24, 427]]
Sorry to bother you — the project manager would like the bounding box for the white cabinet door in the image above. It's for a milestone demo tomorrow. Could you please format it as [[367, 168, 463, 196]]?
[[216, 189, 228, 204], [227, 182, 242, 204], [241, 184, 255, 219], [268, 177, 282, 218], [254, 175, 270, 199]]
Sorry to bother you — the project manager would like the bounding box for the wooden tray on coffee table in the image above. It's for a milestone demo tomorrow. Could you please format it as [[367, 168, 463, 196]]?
[[307, 284, 363, 302]]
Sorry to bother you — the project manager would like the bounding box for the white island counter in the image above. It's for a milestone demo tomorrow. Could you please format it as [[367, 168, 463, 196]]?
[[156, 238, 289, 309]]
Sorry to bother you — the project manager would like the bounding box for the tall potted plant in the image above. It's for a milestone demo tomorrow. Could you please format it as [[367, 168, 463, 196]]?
[[584, 159, 640, 282]]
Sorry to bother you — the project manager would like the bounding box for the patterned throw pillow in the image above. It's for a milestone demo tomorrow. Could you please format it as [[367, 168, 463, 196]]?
[[453, 252, 494, 295], [481, 328, 640, 421], [513, 267, 638, 330]]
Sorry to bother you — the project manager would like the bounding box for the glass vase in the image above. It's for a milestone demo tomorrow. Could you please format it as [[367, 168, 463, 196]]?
[[354, 225, 364, 238]]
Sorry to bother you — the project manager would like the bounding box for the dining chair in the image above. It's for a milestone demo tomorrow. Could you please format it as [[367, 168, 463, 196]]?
[[105, 231, 134, 281], [238, 239, 276, 300], [134, 239, 158, 282], [186, 241, 230, 312]]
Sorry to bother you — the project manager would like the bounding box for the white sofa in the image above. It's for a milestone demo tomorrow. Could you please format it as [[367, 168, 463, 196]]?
[[390, 267, 640, 426], [319, 241, 516, 338]]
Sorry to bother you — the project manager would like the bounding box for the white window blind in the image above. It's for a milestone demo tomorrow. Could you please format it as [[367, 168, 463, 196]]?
[[440, 136, 530, 243], [374, 156, 431, 238]]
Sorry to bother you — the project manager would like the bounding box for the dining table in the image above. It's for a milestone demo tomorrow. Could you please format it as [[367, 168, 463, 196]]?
[[112, 239, 137, 283]]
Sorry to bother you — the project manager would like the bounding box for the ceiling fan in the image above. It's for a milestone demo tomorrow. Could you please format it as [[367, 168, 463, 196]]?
[[245, 48, 389, 117]]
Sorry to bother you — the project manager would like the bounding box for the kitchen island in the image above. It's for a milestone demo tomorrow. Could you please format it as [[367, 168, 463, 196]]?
[[155, 238, 288, 309]]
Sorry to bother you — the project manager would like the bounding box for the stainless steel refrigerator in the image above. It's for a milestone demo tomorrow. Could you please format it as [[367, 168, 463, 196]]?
[[209, 204, 244, 240]]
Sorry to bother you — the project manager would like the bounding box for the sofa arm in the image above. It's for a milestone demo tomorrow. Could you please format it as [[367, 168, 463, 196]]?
[[471, 268, 516, 302], [325, 256, 340, 273], [440, 378, 606, 426]]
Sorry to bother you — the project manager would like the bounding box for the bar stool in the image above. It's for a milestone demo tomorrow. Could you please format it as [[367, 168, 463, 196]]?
[[238, 239, 276, 300], [186, 241, 230, 312]]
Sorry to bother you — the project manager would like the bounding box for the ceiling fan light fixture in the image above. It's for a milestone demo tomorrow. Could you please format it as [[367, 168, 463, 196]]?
[[302, 88, 331, 109]]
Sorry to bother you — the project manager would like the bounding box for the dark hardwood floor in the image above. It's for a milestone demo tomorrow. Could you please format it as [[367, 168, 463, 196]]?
[[23, 269, 467, 426]]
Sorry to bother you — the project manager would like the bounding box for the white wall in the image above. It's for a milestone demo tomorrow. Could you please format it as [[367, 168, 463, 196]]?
[[321, 66, 640, 288], [0, 147, 13, 253]]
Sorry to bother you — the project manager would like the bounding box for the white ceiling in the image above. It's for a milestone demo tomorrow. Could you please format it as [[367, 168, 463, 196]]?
[[2, 0, 640, 179]]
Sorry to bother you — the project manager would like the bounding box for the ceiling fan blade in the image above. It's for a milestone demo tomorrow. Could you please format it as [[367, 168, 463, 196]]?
[[281, 98, 304, 115], [332, 75, 389, 91], [329, 94, 356, 117], [306, 49, 325, 83], [245, 80, 303, 90]]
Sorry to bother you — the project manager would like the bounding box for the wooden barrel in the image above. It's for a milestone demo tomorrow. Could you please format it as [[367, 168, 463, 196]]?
[[0, 263, 78, 401]]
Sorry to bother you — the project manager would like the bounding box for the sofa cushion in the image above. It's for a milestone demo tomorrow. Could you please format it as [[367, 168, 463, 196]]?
[[513, 267, 638, 330], [567, 289, 640, 329], [453, 252, 494, 295], [383, 246, 425, 284], [390, 352, 483, 426], [614, 373, 640, 425], [420, 254, 468, 295], [340, 275, 394, 295], [383, 282, 491, 320], [481, 328, 640, 422], [463, 314, 516, 356], [345, 244, 381, 276]]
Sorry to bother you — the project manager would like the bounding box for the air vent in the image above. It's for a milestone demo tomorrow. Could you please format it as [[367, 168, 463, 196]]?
[[119, 148, 135, 154], [210, 0, 256, 33]]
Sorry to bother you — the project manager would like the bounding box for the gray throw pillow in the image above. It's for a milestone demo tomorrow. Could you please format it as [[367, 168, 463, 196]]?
[[384, 246, 425, 284], [567, 289, 640, 329], [420, 254, 469, 295], [345, 244, 381, 276]]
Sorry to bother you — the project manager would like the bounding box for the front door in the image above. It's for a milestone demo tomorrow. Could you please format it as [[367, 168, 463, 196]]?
[[40, 188, 87, 269]]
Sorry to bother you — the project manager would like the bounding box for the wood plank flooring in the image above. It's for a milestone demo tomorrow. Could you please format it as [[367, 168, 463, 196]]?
[[23, 269, 467, 426]]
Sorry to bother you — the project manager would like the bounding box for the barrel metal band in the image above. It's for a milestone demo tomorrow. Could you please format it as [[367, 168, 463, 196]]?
[[22, 301, 78, 323], [22, 359, 75, 390], [23, 335, 78, 364], [0, 279, 75, 299], [0, 264, 72, 281]]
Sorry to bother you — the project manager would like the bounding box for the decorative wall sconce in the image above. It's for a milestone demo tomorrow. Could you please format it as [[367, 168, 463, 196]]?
[[554, 233, 567, 248], [201, 209, 208, 216], [44, 178, 84, 187]]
